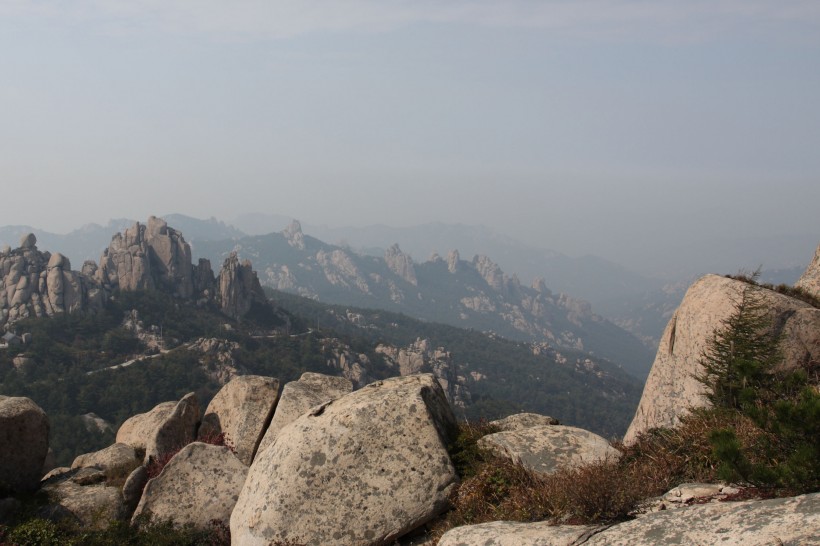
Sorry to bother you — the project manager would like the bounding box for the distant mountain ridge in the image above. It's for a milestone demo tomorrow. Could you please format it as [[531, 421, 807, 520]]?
[[192, 221, 655, 378]]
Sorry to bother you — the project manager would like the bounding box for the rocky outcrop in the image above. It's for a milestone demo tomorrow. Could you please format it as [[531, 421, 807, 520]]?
[[217, 252, 266, 319], [796, 244, 820, 299], [447, 249, 460, 274], [322, 338, 374, 388], [438, 520, 600, 546], [625, 274, 820, 443], [283, 220, 306, 250], [256, 372, 352, 457], [384, 244, 417, 286], [473, 255, 506, 291], [0, 234, 104, 329], [197, 375, 280, 465], [440, 493, 820, 545], [490, 413, 560, 431], [376, 338, 471, 412], [0, 396, 49, 493], [132, 442, 248, 529], [478, 425, 619, 476], [116, 393, 200, 460], [231, 374, 458, 546], [315, 248, 372, 294], [98, 217, 194, 298], [71, 443, 139, 473], [187, 337, 244, 384]]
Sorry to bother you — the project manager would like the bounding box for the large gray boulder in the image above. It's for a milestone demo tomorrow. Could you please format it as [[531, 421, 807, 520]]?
[[116, 393, 200, 460], [438, 521, 600, 546], [198, 375, 280, 465], [625, 274, 820, 443], [0, 396, 49, 493], [40, 470, 126, 529], [256, 372, 352, 457], [478, 425, 619, 476], [132, 442, 248, 529], [231, 374, 458, 546]]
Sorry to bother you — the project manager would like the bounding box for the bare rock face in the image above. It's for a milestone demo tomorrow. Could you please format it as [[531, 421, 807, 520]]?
[[198, 375, 280, 466], [217, 252, 266, 319], [283, 220, 306, 250], [116, 393, 200, 460], [478, 425, 619, 476], [384, 243, 418, 286], [438, 520, 601, 546], [376, 339, 471, 413], [473, 255, 507, 291], [132, 442, 248, 529], [256, 372, 352, 457], [0, 396, 49, 493], [447, 249, 460, 274], [71, 443, 139, 472], [231, 374, 459, 546], [796, 243, 820, 299], [624, 274, 820, 443], [584, 492, 820, 546], [490, 413, 560, 431], [98, 217, 194, 298], [0, 238, 103, 329]]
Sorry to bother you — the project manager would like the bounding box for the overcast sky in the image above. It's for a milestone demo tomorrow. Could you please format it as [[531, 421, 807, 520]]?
[[1, 1, 819, 275]]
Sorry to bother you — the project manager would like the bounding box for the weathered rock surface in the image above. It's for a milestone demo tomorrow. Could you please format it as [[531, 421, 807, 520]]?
[[256, 372, 352, 457], [438, 520, 601, 546], [0, 395, 49, 493], [40, 470, 126, 529], [625, 274, 820, 443], [71, 443, 139, 472], [116, 393, 200, 459], [231, 374, 458, 546], [376, 339, 471, 413], [198, 375, 280, 465], [384, 244, 418, 286], [585, 492, 820, 546], [0, 235, 104, 329], [122, 464, 149, 512], [796, 244, 820, 299], [490, 413, 560, 431], [441, 493, 820, 545], [132, 442, 248, 529], [478, 425, 619, 476], [217, 252, 266, 318]]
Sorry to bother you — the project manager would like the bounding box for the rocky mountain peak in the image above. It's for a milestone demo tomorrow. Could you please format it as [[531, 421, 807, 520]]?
[[20, 233, 37, 249], [472, 254, 506, 291], [217, 252, 266, 319], [532, 277, 551, 295], [447, 249, 460, 273], [283, 220, 305, 250], [384, 243, 417, 286]]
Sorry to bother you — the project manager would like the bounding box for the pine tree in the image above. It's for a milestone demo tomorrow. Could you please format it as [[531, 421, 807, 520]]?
[[695, 276, 781, 411]]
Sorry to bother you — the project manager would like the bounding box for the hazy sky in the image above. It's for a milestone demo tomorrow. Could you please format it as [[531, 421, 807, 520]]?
[[2, 1, 819, 274]]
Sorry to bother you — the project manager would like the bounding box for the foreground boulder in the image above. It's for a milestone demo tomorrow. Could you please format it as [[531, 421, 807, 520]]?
[[71, 443, 139, 472], [0, 396, 49, 493], [439, 521, 600, 546], [478, 425, 619, 476], [256, 372, 352, 456], [132, 442, 248, 529], [440, 492, 819, 545], [231, 374, 458, 546], [116, 393, 199, 459], [198, 375, 280, 465], [625, 274, 820, 443], [40, 469, 126, 529]]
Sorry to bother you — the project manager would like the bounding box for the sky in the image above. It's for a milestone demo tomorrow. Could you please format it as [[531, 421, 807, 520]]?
[[1, 1, 819, 276]]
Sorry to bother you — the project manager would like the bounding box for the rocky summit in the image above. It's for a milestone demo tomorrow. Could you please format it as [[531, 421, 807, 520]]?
[[0, 217, 268, 328]]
